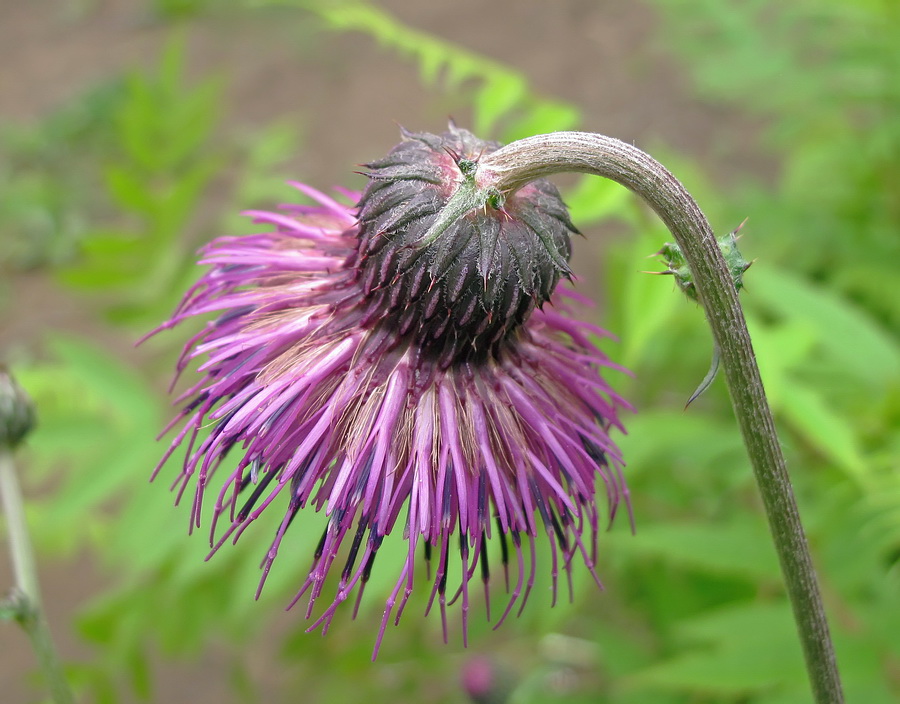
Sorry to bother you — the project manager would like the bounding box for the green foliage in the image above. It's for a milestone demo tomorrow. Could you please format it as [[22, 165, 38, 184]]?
[[292, 0, 580, 141], [650, 0, 900, 328], [151, 0, 216, 19], [4, 1, 900, 702], [0, 81, 124, 271], [625, 2, 900, 701], [18, 337, 161, 544], [622, 518, 780, 580], [56, 36, 225, 324], [4, 26, 300, 702]]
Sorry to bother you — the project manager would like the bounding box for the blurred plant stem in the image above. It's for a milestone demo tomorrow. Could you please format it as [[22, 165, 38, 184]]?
[[478, 132, 844, 704], [1, 450, 75, 704]]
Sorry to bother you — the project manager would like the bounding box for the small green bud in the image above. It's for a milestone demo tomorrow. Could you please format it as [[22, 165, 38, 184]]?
[[655, 220, 752, 301], [457, 157, 479, 177], [1, 589, 36, 627], [486, 187, 505, 211], [651, 222, 751, 405], [0, 367, 36, 450]]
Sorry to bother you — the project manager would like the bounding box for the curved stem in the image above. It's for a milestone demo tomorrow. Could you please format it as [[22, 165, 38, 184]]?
[[1, 450, 75, 704], [478, 132, 843, 703]]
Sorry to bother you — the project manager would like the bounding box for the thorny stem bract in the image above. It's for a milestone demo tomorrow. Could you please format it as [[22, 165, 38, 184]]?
[[475, 132, 844, 704]]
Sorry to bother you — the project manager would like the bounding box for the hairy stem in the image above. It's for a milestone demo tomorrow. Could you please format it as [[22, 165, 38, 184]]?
[[478, 131, 843, 703], [1, 450, 75, 704]]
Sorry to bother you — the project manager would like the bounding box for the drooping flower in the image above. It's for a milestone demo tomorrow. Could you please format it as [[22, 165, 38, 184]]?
[[148, 125, 631, 655]]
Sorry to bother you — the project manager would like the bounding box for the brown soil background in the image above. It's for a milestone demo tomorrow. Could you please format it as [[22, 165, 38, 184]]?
[[0, 1, 767, 702]]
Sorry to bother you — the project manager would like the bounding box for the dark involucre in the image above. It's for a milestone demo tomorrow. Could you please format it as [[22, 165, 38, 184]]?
[[355, 124, 577, 363]]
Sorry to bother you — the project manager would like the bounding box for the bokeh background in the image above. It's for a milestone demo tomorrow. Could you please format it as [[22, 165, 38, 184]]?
[[2, 1, 898, 702]]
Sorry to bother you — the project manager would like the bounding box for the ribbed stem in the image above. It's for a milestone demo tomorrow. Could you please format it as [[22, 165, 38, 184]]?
[[478, 131, 843, 703], [1, 449, 75, 704]]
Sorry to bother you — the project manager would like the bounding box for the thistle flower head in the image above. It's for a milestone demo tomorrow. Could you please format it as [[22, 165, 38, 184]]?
[[148, 125, 631, 655]]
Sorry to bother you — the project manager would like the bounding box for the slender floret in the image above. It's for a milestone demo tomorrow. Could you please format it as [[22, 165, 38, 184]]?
[[147, 124, 631, 655]]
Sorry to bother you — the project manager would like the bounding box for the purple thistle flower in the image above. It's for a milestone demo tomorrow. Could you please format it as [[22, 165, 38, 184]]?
[[148, 125, 631, 656]]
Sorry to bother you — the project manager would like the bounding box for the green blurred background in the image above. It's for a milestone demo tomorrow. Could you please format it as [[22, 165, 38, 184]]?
[[1, 1, 898, 702]]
